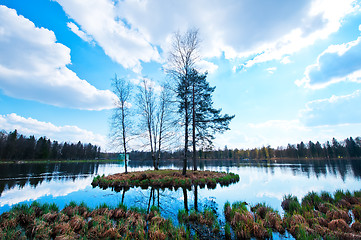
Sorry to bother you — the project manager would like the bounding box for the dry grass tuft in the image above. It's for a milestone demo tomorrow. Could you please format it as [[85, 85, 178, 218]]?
[[328, 219, 351, 232], [352, 221, 361, 233], [326, 209, 352, 224]]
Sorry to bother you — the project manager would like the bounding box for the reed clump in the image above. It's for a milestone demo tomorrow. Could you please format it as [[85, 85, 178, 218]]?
[[2, 189, 361, 239], [0, 201, 185, 240]]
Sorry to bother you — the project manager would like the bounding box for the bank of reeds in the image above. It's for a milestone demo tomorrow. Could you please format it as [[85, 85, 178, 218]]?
[[92, 169, 240, 190], [2, 189, 361, 239], [0, 201, 185, 240], [222, 189, 361, 239]]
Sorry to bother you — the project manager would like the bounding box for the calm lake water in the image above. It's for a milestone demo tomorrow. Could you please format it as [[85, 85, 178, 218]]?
[[0, 159, 360, 223]]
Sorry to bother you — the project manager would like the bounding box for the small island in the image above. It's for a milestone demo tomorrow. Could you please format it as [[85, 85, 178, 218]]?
[[92, 169, 240, 190]]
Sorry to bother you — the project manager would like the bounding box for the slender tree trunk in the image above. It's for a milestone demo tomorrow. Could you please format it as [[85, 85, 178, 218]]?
[[157, 188, 160, 209], [147, 188, 154, 213], [121, 188, 126, 204], [121, 106, 128, 174], [148, 122, 156, 170], [194, 185, 198, 212], [183, 187, 188, 212], [183, 98, 188, 176], [156, 135, 161, 170], [192, 81, 197, 171]]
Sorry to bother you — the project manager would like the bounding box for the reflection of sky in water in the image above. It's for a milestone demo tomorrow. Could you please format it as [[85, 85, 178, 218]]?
[[0, 160, 360, 220]]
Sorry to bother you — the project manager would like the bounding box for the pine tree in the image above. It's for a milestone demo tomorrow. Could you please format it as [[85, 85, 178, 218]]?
[[189, 69, 234, 169]]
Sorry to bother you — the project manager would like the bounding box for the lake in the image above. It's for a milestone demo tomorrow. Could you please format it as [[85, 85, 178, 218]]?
[[0, 159, 360, 223]]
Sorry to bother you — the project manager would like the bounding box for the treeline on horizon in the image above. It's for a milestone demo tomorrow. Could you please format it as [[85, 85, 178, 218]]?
[[0, 130, 101, 161], [129, 136, 361, 161], [2, 129, 361, 161]]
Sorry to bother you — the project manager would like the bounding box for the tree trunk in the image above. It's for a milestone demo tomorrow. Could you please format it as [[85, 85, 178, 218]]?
[[122, 107, 128, 174], [183, 187, 188, 212], [183, 98, 188, 176], [194, 185, 198, 212], [192, 81, 197, 171]]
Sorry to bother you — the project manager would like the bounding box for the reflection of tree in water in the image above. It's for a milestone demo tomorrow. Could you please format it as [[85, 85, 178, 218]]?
[[110, 184, 220, 224], [0, 162, 102, 196]]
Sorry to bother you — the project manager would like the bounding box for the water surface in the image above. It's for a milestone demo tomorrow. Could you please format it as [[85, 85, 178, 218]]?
[[0, 159, 360, 222]]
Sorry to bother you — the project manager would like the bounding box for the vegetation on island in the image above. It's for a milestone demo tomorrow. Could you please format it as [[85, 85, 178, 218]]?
[[2, 189, 361, 239], [92, 169, 240, 190], [110, 29, 234, 176]]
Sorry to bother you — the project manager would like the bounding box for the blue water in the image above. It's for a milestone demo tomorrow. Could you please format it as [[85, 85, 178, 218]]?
[[0, 159, 360, 225]]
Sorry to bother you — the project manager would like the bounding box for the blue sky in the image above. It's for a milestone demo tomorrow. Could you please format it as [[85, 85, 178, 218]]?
[[0, 0, 361, 151]]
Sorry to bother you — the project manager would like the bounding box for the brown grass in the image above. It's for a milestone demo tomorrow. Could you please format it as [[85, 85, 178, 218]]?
[[326, 209, 352, 224], [328, 219, 351, 232], [352, 221, 361, 232]]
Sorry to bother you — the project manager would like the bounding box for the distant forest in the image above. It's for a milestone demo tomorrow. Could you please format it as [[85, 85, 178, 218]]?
[[129, 136, 361, 160], [0, 130, 100, 161], [1, 129, 361, 161]]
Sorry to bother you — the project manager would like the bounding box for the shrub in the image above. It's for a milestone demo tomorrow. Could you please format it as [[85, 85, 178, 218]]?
[[282, 195, 300, 214]]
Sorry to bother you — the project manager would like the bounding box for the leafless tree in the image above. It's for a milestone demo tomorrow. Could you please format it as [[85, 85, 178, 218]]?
[[110, 75, 132, 173], [167, 28, 200, 175], [136, 79, 176, 170]]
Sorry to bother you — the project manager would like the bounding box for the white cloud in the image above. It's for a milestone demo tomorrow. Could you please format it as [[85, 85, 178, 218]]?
[[296, 36, 361, 89], [67, 22, 93, 43], [0, 5, 116, 110], [266, 67, 277, 74], [54, 0, 359, 72], [0, 113, 107, 149], [196, 60, 218, 74], [281, 56, 292, 64], [300, 90, 361, 126], [55, 0, 160, 73]]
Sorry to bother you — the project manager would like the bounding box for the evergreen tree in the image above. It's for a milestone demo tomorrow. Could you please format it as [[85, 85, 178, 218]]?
[[189, 69, 234, 169]]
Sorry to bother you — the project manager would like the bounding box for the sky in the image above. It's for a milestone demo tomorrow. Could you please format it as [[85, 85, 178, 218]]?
[[1, 0, 361, 151]]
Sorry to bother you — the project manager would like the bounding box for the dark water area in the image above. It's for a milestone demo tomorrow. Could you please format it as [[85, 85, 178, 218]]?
[[0, 159, 360, 225]]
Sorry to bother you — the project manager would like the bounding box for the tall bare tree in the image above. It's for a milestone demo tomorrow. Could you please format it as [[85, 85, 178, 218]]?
[[136, 79, 157, 169], [168, 29, 200, 175], [111, 75, 132, 173], [136, 79, 175, 170]]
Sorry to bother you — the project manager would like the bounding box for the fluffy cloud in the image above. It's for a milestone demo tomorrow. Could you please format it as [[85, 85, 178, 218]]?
[[296, 36, 361, 88], [0, 5, 116, 110], [67, 22, 93, 43], [55, 0, 160, 73], [0, 113, 107, 149], [55, 0, 359, 71], [300, 90, 361, 126], [196, 60, 219, 74]]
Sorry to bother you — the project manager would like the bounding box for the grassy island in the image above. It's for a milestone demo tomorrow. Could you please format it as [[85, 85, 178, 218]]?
[[91, 169, 240, 190]]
